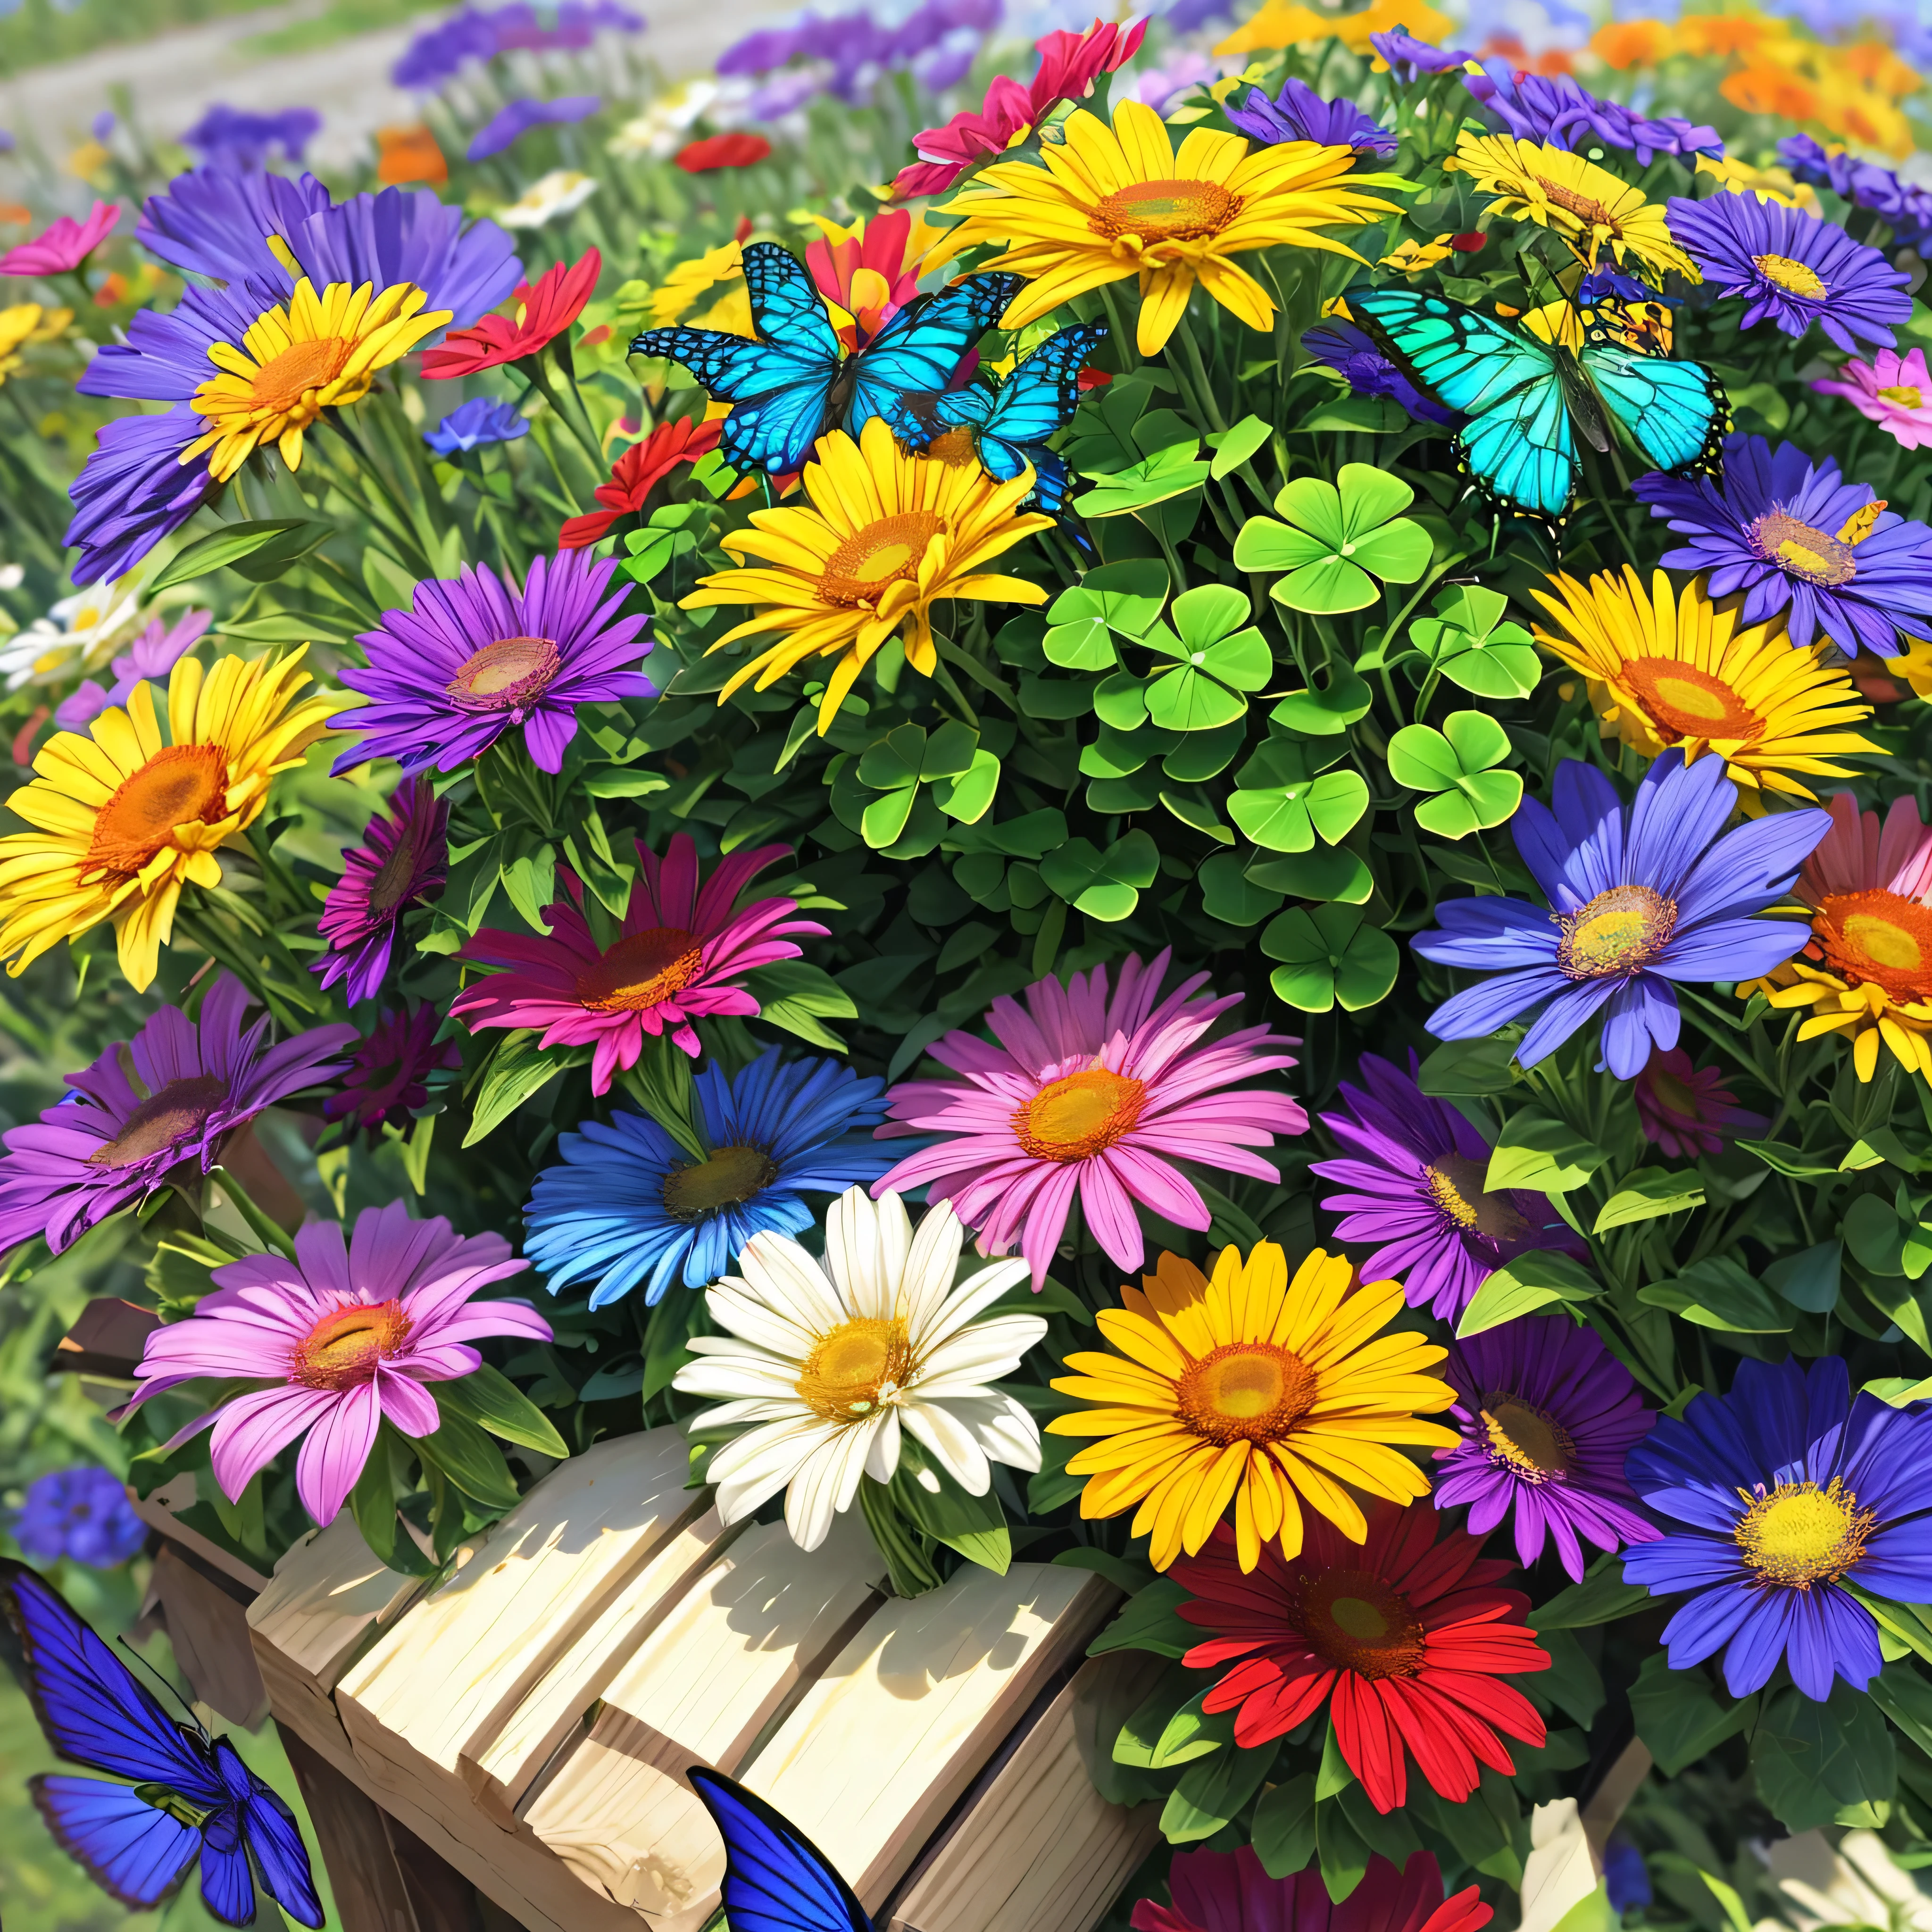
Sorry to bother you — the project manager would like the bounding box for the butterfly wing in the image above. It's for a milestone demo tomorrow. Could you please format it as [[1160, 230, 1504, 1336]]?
[[198, 1804, 259, 1929], [690, 1768, 872, 1932], [1029, 449, 1073, 515], [974, 321, 1108, 482], [30, 1774, 201, 1911], [845, 273, 1023, 435], [1580, 338, 1728, 476], [219, 1741, 325, 1930]]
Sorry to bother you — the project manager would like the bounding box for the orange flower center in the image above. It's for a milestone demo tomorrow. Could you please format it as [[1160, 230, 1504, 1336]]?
[[1814, 888, 1932, 1003], [1751, 252, 1826, 299], [292, 1299, 412, 1391], [84, 742, 231, 879], [795, 1316, 914, 1422], [575, 924, 704, 1013], [1752, 510, 1857, 586], [821, 510, 945, 607], [446, 635, 560, 712], [1299, 1571, 1425, 1680], [1622, 658, 1761, 743], [1425, 1153, 1532, 1242], [1482, 1394, 1576, 1481], [1088, 179, 1239, 249], [1174, 1341, 1315, 1446], [1557, 883, 1677, 980], [87, 1074, 229, 1167], [661, 1142, 777, 1220], [251, 335, 353, 413], [1013, 1067, 1146, 1162], [926, 426, 981, 467]]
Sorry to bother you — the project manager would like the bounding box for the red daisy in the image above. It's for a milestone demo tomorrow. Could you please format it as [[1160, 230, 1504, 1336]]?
[[1173, 1502, 1549, 1813], [1134, 1848, 1492, 1932], [675, 133, 772, 173], [421, 247, 601, 381], [558, 415, 725, 549]]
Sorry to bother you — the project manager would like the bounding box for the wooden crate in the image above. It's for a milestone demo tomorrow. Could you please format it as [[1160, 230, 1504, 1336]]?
[[249, 1425, 1161, 1932]]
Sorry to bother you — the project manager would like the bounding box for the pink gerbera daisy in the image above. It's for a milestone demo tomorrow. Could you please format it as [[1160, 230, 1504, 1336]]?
[[452, 833, 826, 1093], [123, 1200, 551, 1526], [1812, 347, 1932, 451], [873, 950, 1306, 1287]]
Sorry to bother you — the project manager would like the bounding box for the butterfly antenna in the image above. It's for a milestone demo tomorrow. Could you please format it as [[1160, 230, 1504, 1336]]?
[[117, 1634, 212, 1740]]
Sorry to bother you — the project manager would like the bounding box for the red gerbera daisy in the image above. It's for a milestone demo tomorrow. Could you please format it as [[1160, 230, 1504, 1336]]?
[[422, 247, 600, 380], [558, 415, 725, 549], [1173, 1502, 1549, 1813], [676, 132, 772, 173], [1133, 1848, 1493, 1932]]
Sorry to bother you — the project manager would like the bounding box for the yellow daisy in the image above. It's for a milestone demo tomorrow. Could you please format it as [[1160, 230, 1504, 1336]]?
[[1694, 153, 1822, 217], [924, 99, 1407, 356], [649, 241, 755, 336], [1530, 566, 1876, 801], [183, 279, 449, 482], [0, 650, 340, 992], [1444, 133, 1698, 282], [1047, 1243, 1457, 1573], [681, 415, 1053, 731]]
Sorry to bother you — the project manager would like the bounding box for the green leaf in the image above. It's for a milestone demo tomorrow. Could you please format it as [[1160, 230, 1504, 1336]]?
[[1269, 552, 1380, 615], [1144, 662, 1249, 732], [1628, 1652, 1757, 1776], [1530, 1553, 1650, 1631], [1456, 1249, 1600, 1336], [1486, 1111, 1607, 1194], [1248, 846, 1375, 905], [150, 518, 334, 593], [1638, 1256, 1792, 1333], [619, 505, 703, 583], [1259, 904, 1399, 1014], [415, 1410, 522, 1510], [348, 1430, 431, 1576], [1751, 1682, 1895, 1831], [1228, 761, 1370, 853], [1416, 1038, 1518, 1096], [750, 958, 858, 1051], [859, 724, 928, 791], [1039, 831, 1159, 921], [933, 749, 1001, 824], [1147, 1689, 1230, 1769], [1199, 851, 1284, 927], [1871, 1659, 1932, 1758], [1073, 443, 1210, 517], [1764, 1239, 1842, 1313], [1163, 1737, 1279, 1842], [860, 783, 919, 849], [1268, 669, 1372, 736], [1208, 413, 1271, 479], [1045, 619, 1121, 672], [1090, 1578, 1198, 1659], [433, 1363, 569, 1459], [1593, 1166, 1707, 1233], [464, 1033, 584, 1146], [1251, 1773, 1318, 1878], [1412, 772, 1521, 840], [891, 1450, 1010, 1573]]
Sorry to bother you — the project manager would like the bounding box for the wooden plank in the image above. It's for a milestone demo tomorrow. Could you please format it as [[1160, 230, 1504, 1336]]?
[[383, 1811, 485, 1932], [886, 1656, 1163, 1932], [525, 1757, 731, 1920], [152, 1544, 269, 1728], [743, 1563, 1118, 1911], [134, 1471, 273, 1592], [278, 1723, 419, 1932]]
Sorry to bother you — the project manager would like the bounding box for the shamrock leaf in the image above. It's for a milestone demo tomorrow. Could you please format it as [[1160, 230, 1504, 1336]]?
[[1268, 667, 1373, 737], [1260, 903, 1400, 1013], [1232, 463, 1433, 614], [1410, 585, 1541, 700], [1141, 585, 1274, 733], [1227, 740, 1370, 853], [1074, 441, 1211, 519], [1045, 560, 1170, 672], [1199, 851, 1284, 926], [1385, 711, 1523, 841], [1039, 831, 1161, 921], [619, 504, 705, 586]]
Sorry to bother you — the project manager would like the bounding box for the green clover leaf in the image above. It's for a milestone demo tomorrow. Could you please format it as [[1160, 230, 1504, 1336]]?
[[1268, 666, 1373, 737], [1039, 831, 1161, 921], [1227, 740, 1370, 853], [1410, 585, 1542, 700], [1073, 441, 1211, 519], [1199, 851, 1284, 927], [1260, 903, 1400, 1013], [1232, 463, 1433, 614], [1044, 559, 1170, 671], [1141, 585, 1274, 732], [1385, 710, 1524, 841]]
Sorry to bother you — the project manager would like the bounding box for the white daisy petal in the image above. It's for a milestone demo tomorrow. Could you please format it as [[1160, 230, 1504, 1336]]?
[[901, 1399, 992, 1496]]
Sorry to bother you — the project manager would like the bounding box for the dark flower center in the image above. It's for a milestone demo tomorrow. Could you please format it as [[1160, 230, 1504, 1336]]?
[[575, 924, 703, 1013], [1734, 1477, 1873, 1588], [292, 1299, 411, 1391], [85, 743, 231, 879], [1481, 1394, 1576, 1481], [446, 635, 561, 712], [87, 1074, 230, 1167], [821, 511, 945, 607], [1174, 1341, 1316, 1446], [661, 1142, 778, 1221], [1298, 1570, 1425, 1680], [1749, 509, 1857, 586], [1557, 883, 1677, 979], [1013, 1067, 1146, 1163], [366, 823, 427, 916], [1425, 1153, 1532, 1242], [1814, 888, 1932, 1003]]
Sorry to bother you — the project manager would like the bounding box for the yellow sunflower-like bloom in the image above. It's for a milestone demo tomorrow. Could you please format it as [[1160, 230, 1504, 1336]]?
[[681, 415, 1053, 732], [183, 279, 450, 481], [1694, 153, 1822, 217], [0, 650, 340, 991], [650, 241, 754, 336], [1047, 1243, 1457, 1572], [1445, 133, 1698, 283], [924, 99, 1407, 356], [1530, 567, 1877, 802]]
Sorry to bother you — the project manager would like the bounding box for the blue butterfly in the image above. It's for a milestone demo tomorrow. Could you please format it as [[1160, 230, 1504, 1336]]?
[[690, 1766, 870, 1932], [631, 243, 1022, 478], [1350, 285, 1729, 523], [889, 321, 1109, 514], [1, 1560, 323, 1927]]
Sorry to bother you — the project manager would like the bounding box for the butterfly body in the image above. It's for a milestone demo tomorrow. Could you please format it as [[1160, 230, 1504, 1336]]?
[[631, 242, 1022, 477], [1350, 284, 1728, 522]]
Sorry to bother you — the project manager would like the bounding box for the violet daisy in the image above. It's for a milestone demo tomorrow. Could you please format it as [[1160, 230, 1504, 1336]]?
[[0, 974, 356, 1258], [332, 551, 653, 777], [453, 833, 826, 1093], [1413, 752, 1830, 1081], [321, 1005, 462, 1144], [1303, 320, 1456, 425], [1225, 78, 1396, 156], [1632, 433, 1932, 658], [1308, 1052, 1585, 1323], [63, 405, 218, 586], [1433, 1315, 1658, 1582], [1369, 28, 1472, 76], [314, 777, 449, 1005], [467, 94, 600, 161], [123, 1201, 551, 1527], [1665, 194, 1910, 354], [872, 950, 1307, 1289]]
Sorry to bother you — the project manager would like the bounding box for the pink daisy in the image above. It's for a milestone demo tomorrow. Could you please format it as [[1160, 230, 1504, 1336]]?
[[1632, 1047, 1767, 1160], [123, 1200, 550, 1527], [452, 833, 826, 1094], [873, 950, 1307, 1287], [0, 200, 120, 278], [1812, 347, 1932, 451]]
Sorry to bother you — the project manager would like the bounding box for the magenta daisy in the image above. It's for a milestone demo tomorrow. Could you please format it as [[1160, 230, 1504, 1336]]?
[[0, 974, 355, 1259], [872, 951, 1307, 1288], [313, 777, 449, 1006], [1633, 1047, 1767, 1160], [123, 1200, 551, 1526], [1812, 347, 1932, 453], [453, 834, 826, 1094], [321, 1005, 462, 1144]]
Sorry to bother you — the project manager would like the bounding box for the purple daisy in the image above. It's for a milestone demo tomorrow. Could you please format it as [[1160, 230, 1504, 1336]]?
[[1309, 1052, 1586, 1323], [1665, 194, 1909, 354], [332, 550, 653, 777], [467, 93, 601, 162], [1466, 69, 1717, 165], [1225, 78, 1396, 156], [1632, 433, 1932, 657], [321, 1006, 462, 1144], [1413, 752, 1830, 1082], [63, 405, 218, 586], [314, 778, 449, 1006], [1303, 321, 1456, 426], [1433, 1316, 1658, 1582], [179, 103, 321, 171], [0, 975, 356, 1259], [1369, 28, 1472, 76], [1779, 135, 1932, 252], [14, 1466, 148, 1568]]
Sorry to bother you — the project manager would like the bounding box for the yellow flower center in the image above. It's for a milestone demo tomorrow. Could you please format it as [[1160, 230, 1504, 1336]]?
[[575, 925, 703, 1013], [1815, 888, 1932, 1003], [446, 635, 561, 712], [821, 509, 945, 607], [1557, 883, 1678, 980], [87, 1074, 230, 1168], [661, 1143, 777, 1221], [1880, 384, 1925, 409], [1299, 1571, 1425, 1680], [1752, 509, 1857, 585], [1482, 1395, 1576, 1481], [1425, 1153, 1532, 1242], [1623, 659, 1761, 743], [1174, 1341, 1316, 1446], [1751, 252, 1827, 299], [796, 1316, 914, 1421], [250, 334, 353, 412], [84, 742, 231, 879], [1013, 1067, 1146, 1162], [1734, 1477, 1873, 1587], [1088, 178, 1240, 252], [293, 1300, 413, 1391]]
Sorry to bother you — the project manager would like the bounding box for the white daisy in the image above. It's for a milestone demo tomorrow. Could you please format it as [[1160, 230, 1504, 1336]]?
[[0, 576, 146, 690], [675, 1185, 1048, 1552], [497, 170, 600, 231]]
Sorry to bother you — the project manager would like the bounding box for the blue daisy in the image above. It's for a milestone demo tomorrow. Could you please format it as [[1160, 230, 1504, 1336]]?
[[521, 1048, 894, 1308], [1412, 751, 1829, 1080], [1623, 1356, 1932, 1701]]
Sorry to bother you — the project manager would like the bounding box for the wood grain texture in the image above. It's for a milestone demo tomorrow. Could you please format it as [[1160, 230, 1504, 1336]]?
[[151, 1545, 269, 1728], [278, 1723, 419, 1932]]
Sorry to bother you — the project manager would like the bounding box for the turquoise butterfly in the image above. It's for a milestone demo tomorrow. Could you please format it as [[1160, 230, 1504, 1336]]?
[[1351, 285, 1729, 523]]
